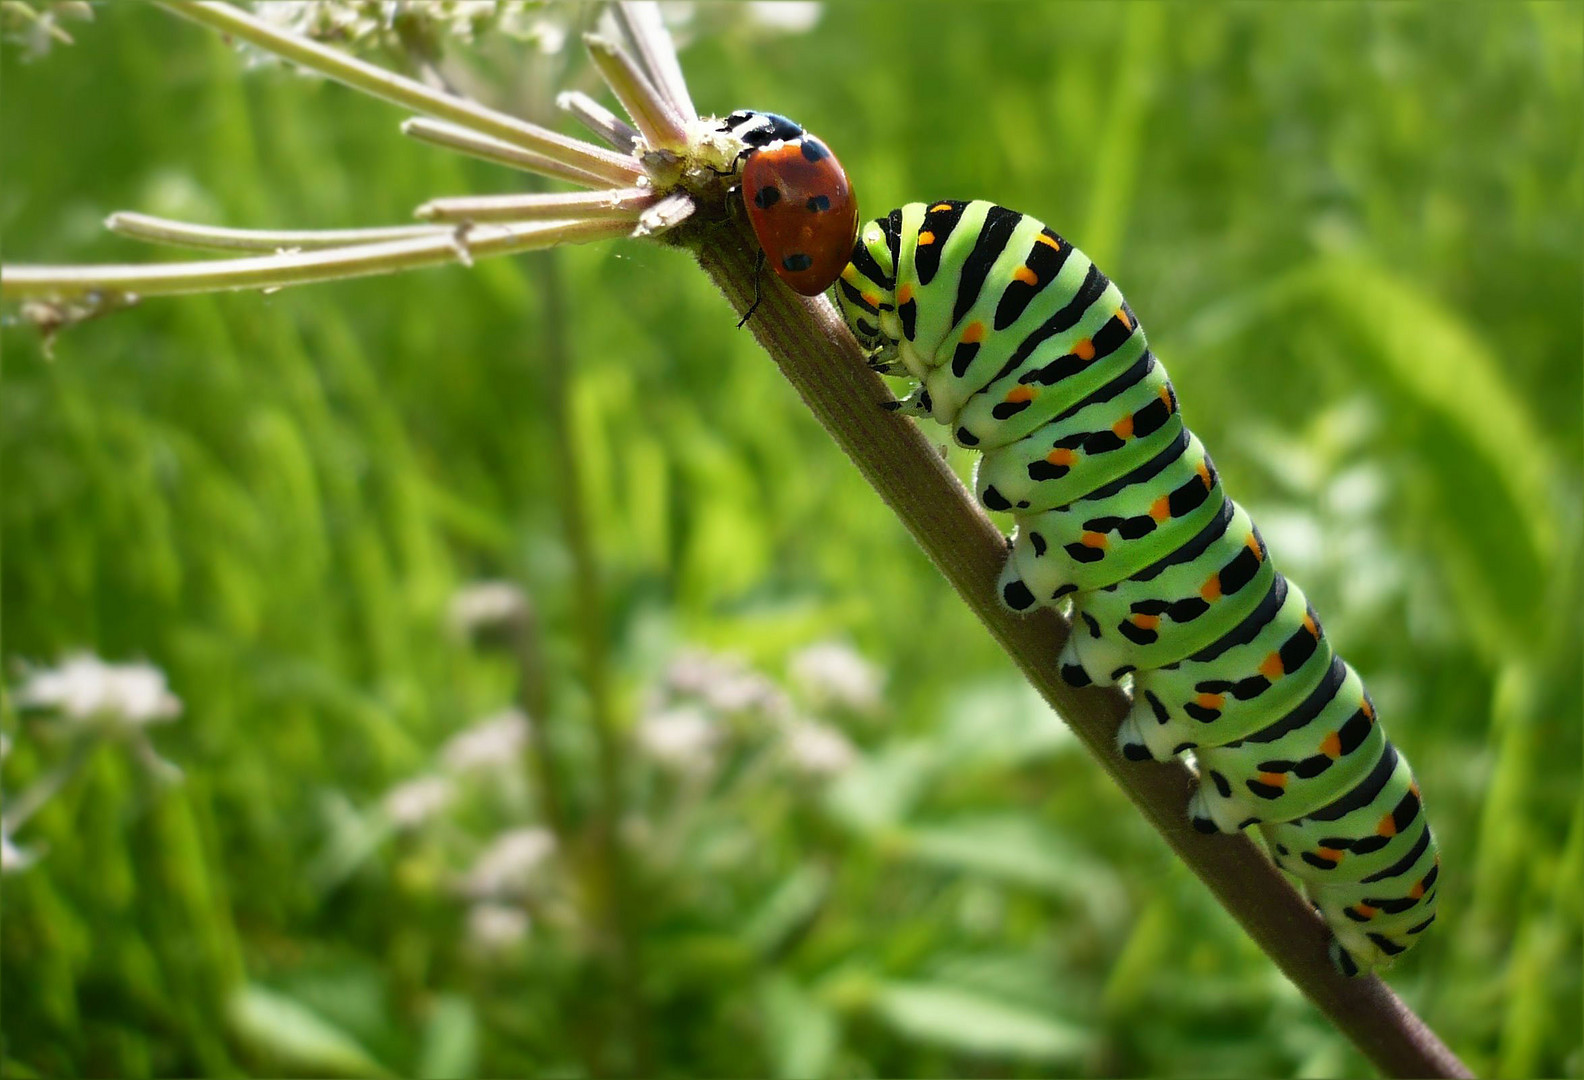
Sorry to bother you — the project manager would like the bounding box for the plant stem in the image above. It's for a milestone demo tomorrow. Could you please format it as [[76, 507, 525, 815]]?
[[154, 0, 643, 186], [528, 249, 653, 1078], [583, 34, 689, 153], [416, 188, 655, 224], [609, 2, 696, 120], [107, 212, 451, 252], [400, 117, 620, 189], [688, 216, 1473, 1080], [557, 91, 641, 153], [2, 218, 635, 300]]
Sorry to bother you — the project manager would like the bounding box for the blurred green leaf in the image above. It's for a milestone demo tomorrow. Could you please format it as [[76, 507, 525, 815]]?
[[416, 994, 479, 1080], [869, 980, 1093, 1062], [227, 984, 392, 1079], [891, 814, 1112, 901], [758, 974, 839, 1080]]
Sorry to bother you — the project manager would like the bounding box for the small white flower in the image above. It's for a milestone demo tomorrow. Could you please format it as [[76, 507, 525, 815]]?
[[743, 1, 823, 33], [382, 775, 455, 829], [462, 826, 556, 899], [783, 720, 857, 778], [466, 901, 531, 953], [447, 581, 530, 639], [441, 708, 532, 774], [1, 830, 39, 875], [15, 653, 182, 730], [789, 641, 883, 713], [636, 704, 718, 771], [663, 649, 783, 715]]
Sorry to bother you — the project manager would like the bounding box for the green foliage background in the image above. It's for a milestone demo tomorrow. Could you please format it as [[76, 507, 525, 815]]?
[[3, 3, 1580, 1077]]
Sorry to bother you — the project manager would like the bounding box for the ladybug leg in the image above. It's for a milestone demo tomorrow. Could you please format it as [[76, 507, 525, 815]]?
[[736, 249, 766, 328]]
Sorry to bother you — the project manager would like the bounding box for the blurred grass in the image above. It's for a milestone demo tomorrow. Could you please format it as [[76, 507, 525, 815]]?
[[2, 3, 1580, 1078]]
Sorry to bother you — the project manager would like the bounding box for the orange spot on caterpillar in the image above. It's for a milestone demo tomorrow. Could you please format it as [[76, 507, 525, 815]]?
[[1353, 903, 1378, 919], [1259, 652, 1286, 680], [1409, 880, 1426, 900], [1072, 338, 1096, 361], [1012, 265, 1038, 286], [1159, 385, 1173, 409], [1314, 846, 1341, 864], [1132, 613, 1160, 631], [1046, 447, 1075, 467], [1004, 385, 1037, 404], [917, 230, 936, 246], [1257, 771, 1288, 790], [1245, 533, 1261, 557], [1196, 692, 1226, 711], [930, 202, 954, 212], [1361, 697, 1377, 720], [961, 321, 986, 344], [1112, 414, 1135, 439], [1303, 612, 1319, 636], [1377, 812, 1398, 837], [1151, 497, 1172, 522], [1116, 306, 1132, 329], [1200, 574, 1222, 600], [1034, 233, 1061, 250], [1320, 731, 1342, 758], [898, 283, 914, 303], [862, 292, 880, 308], [1080, 531, 1109, 550], [1197, 462, 1213, 487]]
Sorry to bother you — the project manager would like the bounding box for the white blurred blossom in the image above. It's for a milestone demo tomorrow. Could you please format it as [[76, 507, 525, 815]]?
[[447, 581, 529, 639], [1, 830, 39, 875], [15, 653, 182, 730], [462, 826, 556, 899], [382, 775, 455, 828], [663, 649, 785, 716], [743, 1, 822, 33], [250, 1, 559, 58], [441, 708, 532, 774], [1, 0, 93, 61], [789, 641, 882, 712], [783, 719, 857, 778], [466, 901, 531, 953], [637, 704, 718, 772]]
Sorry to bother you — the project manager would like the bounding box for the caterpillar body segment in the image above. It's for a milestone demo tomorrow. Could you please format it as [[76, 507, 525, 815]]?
[[834, 199, 1439, 976]]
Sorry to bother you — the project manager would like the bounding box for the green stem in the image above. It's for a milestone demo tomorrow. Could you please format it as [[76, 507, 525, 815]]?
[[529, 249, 653, 1078]]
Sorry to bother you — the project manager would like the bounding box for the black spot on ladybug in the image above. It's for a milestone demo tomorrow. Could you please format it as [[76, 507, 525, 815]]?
[[799, 138, 830, 162], [806, 195, 831, 212], [753, 186, 781, 209], [781, 253, 813, 273]]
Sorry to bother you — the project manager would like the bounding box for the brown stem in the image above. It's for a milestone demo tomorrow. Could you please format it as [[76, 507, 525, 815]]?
[[686, 216, 1471, 1080]]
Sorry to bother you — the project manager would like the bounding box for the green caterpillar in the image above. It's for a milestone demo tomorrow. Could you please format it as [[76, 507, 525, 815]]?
[[833, 200, 1439, 976]]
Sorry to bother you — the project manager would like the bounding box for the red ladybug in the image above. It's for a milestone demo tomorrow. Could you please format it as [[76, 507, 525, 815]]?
[[722, 110, 859, 299]]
